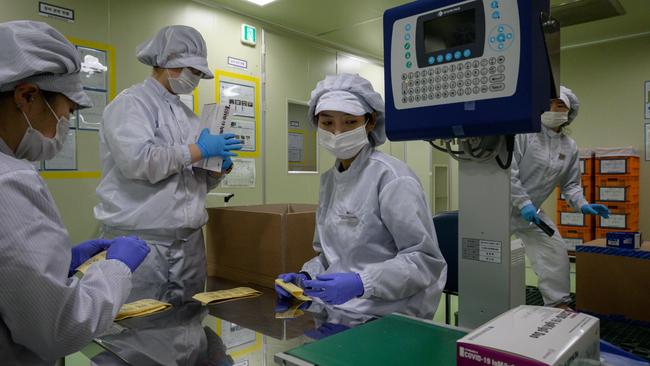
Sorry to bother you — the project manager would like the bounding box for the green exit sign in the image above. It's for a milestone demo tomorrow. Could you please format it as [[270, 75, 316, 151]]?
[[241, 24, 257, 46]]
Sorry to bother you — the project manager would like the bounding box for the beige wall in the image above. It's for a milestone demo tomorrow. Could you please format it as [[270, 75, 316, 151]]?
[[1, 0, 407, 243], [4, 0, 645, 244], [0, 0, 111, 242], [541, 35, 650, 235]]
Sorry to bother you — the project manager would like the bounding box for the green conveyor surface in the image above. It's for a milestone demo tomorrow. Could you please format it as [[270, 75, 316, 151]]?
[[286, 314, 467, 365]]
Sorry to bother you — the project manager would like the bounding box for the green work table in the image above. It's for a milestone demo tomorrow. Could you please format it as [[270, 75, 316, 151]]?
[[275, 314, 468, 366]]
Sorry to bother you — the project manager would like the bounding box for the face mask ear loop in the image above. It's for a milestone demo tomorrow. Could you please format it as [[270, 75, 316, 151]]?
[[43, 96, 61, 123], [21, 111, 35, 130]]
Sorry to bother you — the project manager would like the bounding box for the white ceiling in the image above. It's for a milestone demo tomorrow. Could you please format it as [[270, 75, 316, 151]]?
[[194, 0, 650, 59]]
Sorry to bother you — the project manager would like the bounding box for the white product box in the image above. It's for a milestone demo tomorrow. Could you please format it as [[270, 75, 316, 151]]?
[[457, 306, 599, 366], [195, 103, 234, 172]]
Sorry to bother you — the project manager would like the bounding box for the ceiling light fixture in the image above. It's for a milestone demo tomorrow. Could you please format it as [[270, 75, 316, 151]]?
[[243, 0, 277, 6]]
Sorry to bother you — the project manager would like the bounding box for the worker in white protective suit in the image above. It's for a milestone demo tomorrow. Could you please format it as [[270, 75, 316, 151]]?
[[511, 86, 609, 308], [94, 25, 242, 304], [275, 73, 447, 320], [0, 21, 150, 366]]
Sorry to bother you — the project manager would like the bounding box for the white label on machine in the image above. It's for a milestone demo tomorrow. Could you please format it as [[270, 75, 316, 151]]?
[[563, 238, 583, 251], [479, 240, 502, 264], [462, 238, 501, 264], [579, 160, 585, 174], [601, 214, 627, 229], [600, 159, 627, 174], [561, 212, 584, 226], [600, 187, 626, 202]]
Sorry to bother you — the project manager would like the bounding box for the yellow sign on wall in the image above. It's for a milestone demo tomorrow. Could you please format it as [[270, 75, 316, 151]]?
[[215, 70, 261, 158]]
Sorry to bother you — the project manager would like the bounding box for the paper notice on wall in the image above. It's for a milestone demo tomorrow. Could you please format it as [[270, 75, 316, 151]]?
[[44, 130, 76, 170], [77, 46, 108, 90], [78, 89, 107, 130], [222, 158, 255, 187], [643, 81, 650, 119], [646, 124, 650, 161], [288, 132, 304, 162], [220, 81, 255, 118], [228, 119, 255, 152]]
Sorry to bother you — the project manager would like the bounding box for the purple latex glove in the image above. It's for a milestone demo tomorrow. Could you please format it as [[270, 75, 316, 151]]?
[[303, 272, 364, 305], [106, 236, 151, 273], [275, 272, 309, 299], [304, 323, 350, 340], [582, 204, 610, 218], [69, 239, 112, 276]]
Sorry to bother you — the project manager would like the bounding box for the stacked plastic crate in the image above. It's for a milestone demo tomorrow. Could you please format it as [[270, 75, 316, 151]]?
[[593, 147, 640, 238], [556, 149, 594, 251]]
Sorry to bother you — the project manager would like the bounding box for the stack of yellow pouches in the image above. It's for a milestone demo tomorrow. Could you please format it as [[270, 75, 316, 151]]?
[[75, 253, 264, 319], [115, 299, 172, 321], [192, 287, 263, 305], [75, 252, 173, 321], [274, 279, 311, 319]]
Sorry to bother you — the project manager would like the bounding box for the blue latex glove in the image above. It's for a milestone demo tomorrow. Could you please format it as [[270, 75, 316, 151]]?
[[196, 129, 242, 159], [106, 236, 151, 273], [69, 239, 112, 276], [303, 272, 364, 305], [275, 273, 309, 299], [222, 157, 233, 172], [520, 203, 540, 224], [304, 323, 350, 340], [582, 204, 610, 218]]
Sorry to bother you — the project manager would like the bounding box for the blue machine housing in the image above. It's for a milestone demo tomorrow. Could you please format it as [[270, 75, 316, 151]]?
[[384, 0, 552, 140]]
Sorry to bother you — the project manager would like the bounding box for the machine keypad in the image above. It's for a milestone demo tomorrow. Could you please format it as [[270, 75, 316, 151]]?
[[400, 56, 507, 104]]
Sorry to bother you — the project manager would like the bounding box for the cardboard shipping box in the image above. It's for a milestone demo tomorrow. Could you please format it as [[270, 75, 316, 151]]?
[[205, 204, 317, 288], [457, 306, 599, 366], [576, 239, 650, 322]]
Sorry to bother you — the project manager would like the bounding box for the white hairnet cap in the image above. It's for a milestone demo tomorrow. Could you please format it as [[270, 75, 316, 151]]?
[[136, 25, 213, 79], [0, 21, 92, 109], [309, 73, 386, 146], [315, 90, 373, 117], [559, 85, 579, 123]]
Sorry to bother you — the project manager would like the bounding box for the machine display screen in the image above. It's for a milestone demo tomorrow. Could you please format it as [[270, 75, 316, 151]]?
[[423, 10, 476, 53]]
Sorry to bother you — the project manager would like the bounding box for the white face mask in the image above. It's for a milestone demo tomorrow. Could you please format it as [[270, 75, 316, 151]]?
[[318, 124, 369, 160], [541, 111, 569, 129], [167, 68, 201, 95], [15, 97, 70, 161]]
